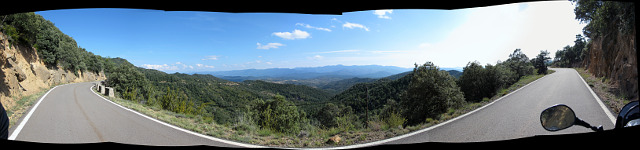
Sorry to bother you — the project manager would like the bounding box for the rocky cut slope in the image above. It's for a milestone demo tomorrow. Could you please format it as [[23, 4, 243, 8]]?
[[582, 27, 637, 101], [1, 32, 106, 114]]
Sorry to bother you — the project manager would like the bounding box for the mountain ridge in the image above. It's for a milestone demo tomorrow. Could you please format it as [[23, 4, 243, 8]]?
[[192, 64, 413, 80], [189, 64, 462, 82]]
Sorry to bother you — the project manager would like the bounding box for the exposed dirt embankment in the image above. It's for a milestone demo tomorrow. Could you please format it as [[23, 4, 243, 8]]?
[[1, 32, 106, 111], [582, 28, 637, 101]]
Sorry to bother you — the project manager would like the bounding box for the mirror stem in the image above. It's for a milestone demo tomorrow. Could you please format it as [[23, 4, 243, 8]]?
[[574, 117, 604, 132]]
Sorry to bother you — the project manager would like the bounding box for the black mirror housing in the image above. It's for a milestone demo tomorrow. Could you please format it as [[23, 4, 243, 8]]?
[[540, 104, 576, 131]]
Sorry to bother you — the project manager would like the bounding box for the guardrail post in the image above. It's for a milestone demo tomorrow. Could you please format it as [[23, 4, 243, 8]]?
[[106, 87, 115, 98]]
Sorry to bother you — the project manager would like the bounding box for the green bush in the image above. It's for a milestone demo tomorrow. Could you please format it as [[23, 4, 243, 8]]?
[[401, 62, 464, 125], [122, 87, 138, 102], [257, 128, 272, 137], [457, 61, 486, 102], [1, 25, 20, 45], [335, 114, 355, 132], [106, 61, 150, 96], [531, 50, 551, 75], [385, 111, 406, 129], [255, 94, 302, 135], [1, 12, 106, 73], [458, 50, 530, 103], [504, 49, 534, 79], [316, 103, 340, 128]]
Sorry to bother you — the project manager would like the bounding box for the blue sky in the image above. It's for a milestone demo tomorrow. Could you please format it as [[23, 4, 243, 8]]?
[[36, 1, 585, 73]]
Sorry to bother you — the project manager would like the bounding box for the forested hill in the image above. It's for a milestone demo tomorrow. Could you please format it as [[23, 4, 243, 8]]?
[[105, 57, 336, 124], [325, 71, 414, 116], [197, 64, 412, 80], [3, 11, 563, 139]]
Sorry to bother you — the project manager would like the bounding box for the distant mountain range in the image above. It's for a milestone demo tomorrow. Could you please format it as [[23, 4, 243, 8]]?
[[189, 64, 463, 94], [193, 65, 416, 81], [194, 65, 462, 80]]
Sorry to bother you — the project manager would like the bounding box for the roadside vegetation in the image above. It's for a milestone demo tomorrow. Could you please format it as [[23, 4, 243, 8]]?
[[3, 0, 634, 147], [5, 87, 48, 129], [575, 68, 631, 115], [552, 0, 637, 114], [5, 10, 556, 148], [91, 47, 554, 147], [4, 83, 69, 129]]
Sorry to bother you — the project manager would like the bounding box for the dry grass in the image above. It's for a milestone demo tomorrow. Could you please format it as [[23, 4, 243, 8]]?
[[575, 68, 632, 115], [89, 69, 556, 148], [6, 86, 52, 129]]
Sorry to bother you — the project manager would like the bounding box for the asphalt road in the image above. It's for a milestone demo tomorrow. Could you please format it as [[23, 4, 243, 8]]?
[[8, 82, 257, 147], [7, 68, 615, 148], [384, 68, 615, 144]]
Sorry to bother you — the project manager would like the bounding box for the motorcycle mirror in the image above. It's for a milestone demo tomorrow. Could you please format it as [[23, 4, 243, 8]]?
[[540, 104, 576, 131]]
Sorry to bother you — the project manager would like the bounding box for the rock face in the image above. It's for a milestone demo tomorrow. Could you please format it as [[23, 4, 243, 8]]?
[[583, 28, 637, 101], [1, 32, 106, 110]]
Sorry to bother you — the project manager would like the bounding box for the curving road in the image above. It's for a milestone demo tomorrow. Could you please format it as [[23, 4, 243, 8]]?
[[7, 68, 615, 148], [382, 68, 615, 144], [8, 82, 258, 147]]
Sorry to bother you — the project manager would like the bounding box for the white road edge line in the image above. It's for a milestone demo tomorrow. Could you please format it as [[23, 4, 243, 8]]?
[[88, 83, 264, 148], [574, 69, 616, 125], [8, 84, 64, 140], [317, 69, 553, 150], [7, 70, 555, 148]]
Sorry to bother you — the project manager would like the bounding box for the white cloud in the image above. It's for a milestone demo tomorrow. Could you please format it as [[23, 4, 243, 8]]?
[[142, 62, 200, 72], [343, 22, 369, 31], [244, 60, 265, 65], [196, 64, 214, 68], [296, 23, 332, 32], [273, 29, 310, 40], [330, 18, 342, 28], [256, 42, 285, 49], [141, 64, 179, 71], [373, 9, 393, 19], [142, 64, 164, 70], [201, 55, 219, 60], [309, 55, 324, 61]]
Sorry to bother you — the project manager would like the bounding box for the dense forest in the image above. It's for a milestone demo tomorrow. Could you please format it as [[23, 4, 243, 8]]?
[[1, 13, 105, 75], [3, 0, 626, 139]]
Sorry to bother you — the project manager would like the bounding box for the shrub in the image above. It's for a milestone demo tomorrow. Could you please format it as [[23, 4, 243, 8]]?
[[255, 94, 302, 135], [257, 128, 272, 137], [335, 114, 355, 132], [459, 61, 519, 102], [385, 111, 406, 129], [401, 62, 464, 125], [316, 103, 340, 128], [458, 61, 486, 102]]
